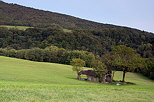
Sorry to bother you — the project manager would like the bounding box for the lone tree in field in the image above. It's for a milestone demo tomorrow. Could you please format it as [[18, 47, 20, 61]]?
[[71, 58, 85, 79], [92, 60, 107, 82], [112, 45, 144, 82]]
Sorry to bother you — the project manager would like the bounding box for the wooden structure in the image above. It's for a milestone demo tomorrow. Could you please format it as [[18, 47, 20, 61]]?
[[78, 70, 112, 83]]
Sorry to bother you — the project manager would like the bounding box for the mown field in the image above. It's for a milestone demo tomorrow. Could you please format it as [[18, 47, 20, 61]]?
[[0, 56, 154, 102], [0, 25, 33, 30], [0, 25, 72, 33]]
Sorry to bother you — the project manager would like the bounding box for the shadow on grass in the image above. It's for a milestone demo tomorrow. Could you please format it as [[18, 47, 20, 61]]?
[[110, 81, 136, 85], [66, 77, 136, 86]]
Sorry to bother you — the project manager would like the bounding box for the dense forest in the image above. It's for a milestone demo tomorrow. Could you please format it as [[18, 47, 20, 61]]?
[[0, 46, 95, 67], [0, 26, 154, 57], [0, 1, 116, 29]]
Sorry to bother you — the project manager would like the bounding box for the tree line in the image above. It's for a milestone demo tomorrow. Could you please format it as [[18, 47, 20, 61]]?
[[0, 46, 95, 67], [0, 45, 153, 80]]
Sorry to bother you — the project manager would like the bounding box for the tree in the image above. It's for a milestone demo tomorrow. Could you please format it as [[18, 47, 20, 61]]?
[[137, 43, 153, 58], [25, 48, 44, 62], [71, 58, 85, 79], [85, 52, 95, 67], [112, 45, 144, 82], [92, 60, 107, 82], [143, 58, 154, 79], [102, 52, 116, 80]]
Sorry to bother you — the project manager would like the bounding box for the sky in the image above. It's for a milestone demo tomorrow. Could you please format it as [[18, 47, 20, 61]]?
[[2, 0, 154, 33]]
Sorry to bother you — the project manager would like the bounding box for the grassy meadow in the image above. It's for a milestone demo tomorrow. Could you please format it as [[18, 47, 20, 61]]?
[[0, 56, 154, 102], [63, 29, 72, 33], [0, 25, 72, 32], [0, 25, 33, 30]]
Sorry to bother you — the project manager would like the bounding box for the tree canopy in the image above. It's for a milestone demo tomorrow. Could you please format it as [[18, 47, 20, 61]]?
[[92, 60, 107, 82], [112, 45, 144, 81], [71, 58, 85, 79]]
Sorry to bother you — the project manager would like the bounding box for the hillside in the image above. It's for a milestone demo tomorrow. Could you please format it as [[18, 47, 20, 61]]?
[[0, 1, 154, 101], [0, 25, 33, 30], [0, 1, 153, 32], [0, 1, 154, 57], [0, 25, 154, 57], [0, 1, 116, 29], [0, 56, 154, 101]]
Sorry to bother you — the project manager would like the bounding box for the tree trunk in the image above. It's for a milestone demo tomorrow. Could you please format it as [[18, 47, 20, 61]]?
[[122, 69, 126, 82], [77, 74, 81, 80], [102, 75, 106, 83]]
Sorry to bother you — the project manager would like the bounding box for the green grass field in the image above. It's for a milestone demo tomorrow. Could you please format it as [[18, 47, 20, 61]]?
[[0, 56, 154, 102], [0, 25, 33, 30], [63, 29, 72, 33], [0, 25, 72, 32]]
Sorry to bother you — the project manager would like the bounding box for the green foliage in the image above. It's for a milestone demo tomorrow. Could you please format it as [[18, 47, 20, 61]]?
[[0, 27, 153, 58], [25, 48, 45, 62], [92, 60, 107, 82], [141, 58, 154, 79], [110, 45, 144, 81], [0, 1, 115, 29], [102, 52, 115, 70], [0, 46, 93, 67], [71, 58, 85, 74], [112, 45, 144, 71], [92, 60, 107, 72], [137, 43, 153, 58]]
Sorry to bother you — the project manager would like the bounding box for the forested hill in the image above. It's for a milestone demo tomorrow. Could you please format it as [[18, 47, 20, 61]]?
[[0, 1, 154, 57], [0, 1, 153, 33], [0, 1, 116, 29]]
